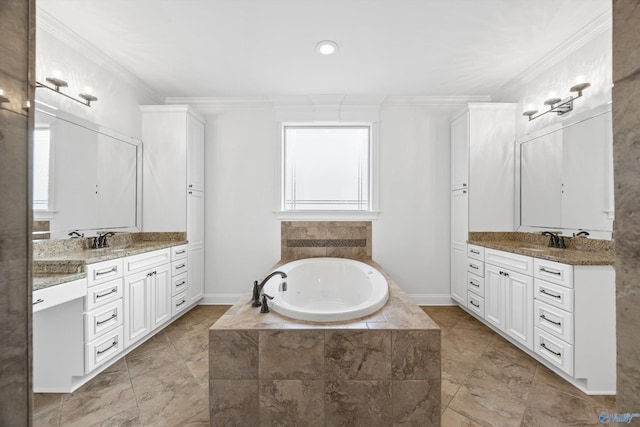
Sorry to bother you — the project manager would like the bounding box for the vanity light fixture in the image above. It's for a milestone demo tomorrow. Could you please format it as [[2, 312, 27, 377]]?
[[36, 76, 99, 107], [522, 79, 591, 121], [316, 40, 338, 55]]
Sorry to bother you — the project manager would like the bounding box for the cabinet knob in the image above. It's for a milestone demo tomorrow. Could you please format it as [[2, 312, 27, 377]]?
[[463, 183, 467, 187], [189, 184, 193, 188]]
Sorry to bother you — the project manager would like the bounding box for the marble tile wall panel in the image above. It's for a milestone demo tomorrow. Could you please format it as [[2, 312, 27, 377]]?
[[259, 380, 324, 426], [612, 9, 640, 412], [392, 380, 441, 426], [392, 330, 441, 380], [209, 330, 258, 379], [325, 380, 393, 426], [0, 0, 33, 424], [325, 330, 392, 380], [210, 379, 259, 426], [281, 221, 372, 260], [258, 330, 324, 379]]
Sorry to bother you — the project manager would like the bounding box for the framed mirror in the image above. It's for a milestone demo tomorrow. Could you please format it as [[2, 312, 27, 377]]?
[[33, 102, 142, 239], [516, 104, 614, 238]]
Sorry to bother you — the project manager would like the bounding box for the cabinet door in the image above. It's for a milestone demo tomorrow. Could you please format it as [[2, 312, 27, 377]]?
[[484, 264, 506, 332], [187, 114, 205, 191], [152, 264, 172, 329], [451, 244, 466, 307], [451, 189, 468, 246], [451, 112, 469, 190], [123, 270, 151, 347], [187, 190, 204, 245], [188, 244, 204, 305], [505, 270, 534, 350]]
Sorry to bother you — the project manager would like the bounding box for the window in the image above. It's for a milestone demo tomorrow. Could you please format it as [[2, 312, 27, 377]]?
[[283, 125, 371, 211], [33, 126, 53, 211]]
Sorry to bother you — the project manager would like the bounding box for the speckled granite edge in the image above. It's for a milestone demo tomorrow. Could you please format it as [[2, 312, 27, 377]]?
[[33, 232, 186, 258], [468, 232, 614, 266], [33, 273, 87, 291], [211, 259, 440, 331]]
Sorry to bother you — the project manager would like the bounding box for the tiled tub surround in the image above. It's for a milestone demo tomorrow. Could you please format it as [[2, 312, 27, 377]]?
[[468, 231, 614, 265], [33, 232, 187, 290], [210, 261, 441, 426], [281, 221, 372, 260]]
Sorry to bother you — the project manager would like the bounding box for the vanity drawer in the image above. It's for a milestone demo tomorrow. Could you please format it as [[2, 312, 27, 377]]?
[[485, 249, 533, 276], [85, 300, 124, 342], [86, 278, 123, 311], [172, 292, 189, 317], [87, 259, 123, 287], [172, 273, 188, 296], [467, 292, 485, 318], [467, 259, 484, 277], [171, 259, 188, 276], [467, 244, 485, 261], [171, 245, 188, 261], [33, 278, 86, 313], [85, 326, 124, 373], [123, 249, 171, 276], [534, 279, 574, 312], [534, 327, 574, 376], [534, 259, 573, 288], [467, 272, 484, 297], [534, 300, 574, 344]]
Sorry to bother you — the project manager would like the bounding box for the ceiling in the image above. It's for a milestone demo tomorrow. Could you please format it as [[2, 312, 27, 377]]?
[[37, 0, 610, 99]]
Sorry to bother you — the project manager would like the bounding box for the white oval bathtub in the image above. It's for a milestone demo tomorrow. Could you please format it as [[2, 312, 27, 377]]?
[[261, 257, 389, 322]]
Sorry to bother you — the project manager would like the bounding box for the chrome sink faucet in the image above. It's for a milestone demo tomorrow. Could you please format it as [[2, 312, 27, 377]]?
[[251, 271, 287, 308]]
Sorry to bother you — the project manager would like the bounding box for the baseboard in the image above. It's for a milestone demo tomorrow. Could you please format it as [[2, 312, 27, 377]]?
[[200, 293, 245, 305], [407, 294, 456, 306]]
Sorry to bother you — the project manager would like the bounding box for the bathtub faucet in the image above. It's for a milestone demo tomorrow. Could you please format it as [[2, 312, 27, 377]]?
[[252, 271, 287, 307]]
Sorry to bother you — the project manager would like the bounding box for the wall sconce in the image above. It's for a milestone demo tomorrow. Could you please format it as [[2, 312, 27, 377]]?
[[36, 76, 99, 107], [522, 79, 590, 121]]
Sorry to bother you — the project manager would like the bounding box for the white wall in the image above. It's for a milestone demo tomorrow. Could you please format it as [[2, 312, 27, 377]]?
[[36, 11, 161, 138], [494, 23, 612, 138], [201, 102, 455, 304]]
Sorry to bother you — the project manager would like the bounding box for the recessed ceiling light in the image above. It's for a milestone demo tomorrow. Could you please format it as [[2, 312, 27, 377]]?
[[316, 40, 338, 55]]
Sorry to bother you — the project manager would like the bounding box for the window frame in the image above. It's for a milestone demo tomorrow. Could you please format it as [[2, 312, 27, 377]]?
[[33, 121, 57, 220], [276, 122, 380, 220]]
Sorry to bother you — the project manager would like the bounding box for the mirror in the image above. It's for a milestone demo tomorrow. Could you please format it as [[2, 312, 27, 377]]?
[[33, 104, 141, 239], [518, 105, 614, 236]]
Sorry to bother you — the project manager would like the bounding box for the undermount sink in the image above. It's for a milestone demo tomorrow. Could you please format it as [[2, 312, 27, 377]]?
[[517, 247, 547, 252]]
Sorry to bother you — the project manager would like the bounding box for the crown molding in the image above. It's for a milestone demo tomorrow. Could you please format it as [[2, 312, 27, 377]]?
[[164, 97, 273, 108], [498, 8, 612, 94], [382, 95, 491, 107], [36, 8, 163, 104]]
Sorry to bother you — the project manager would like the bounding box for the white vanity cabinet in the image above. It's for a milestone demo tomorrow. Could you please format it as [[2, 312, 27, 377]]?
[[462, 244, 616, 394], [141, 105, 205, 308], [123, 248, 172, 347], [450, 103, 517, 305]]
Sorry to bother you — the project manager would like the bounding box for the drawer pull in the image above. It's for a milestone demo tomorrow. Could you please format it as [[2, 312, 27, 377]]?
[[469, 301, 480, 308], [176, 264, 186, 270], [540, 342, 561, 357], [176, 281, 186, 288], [33, 298, 45, 305], [540, 267, 561, 276], [96, 313, 117, 325], [176, 300, 186, 308], [96, 288, 117, 299], [97, 339, 118, 355], [469, 264, 479, 270], [175, 249, 186, 255], [469, 281, 479, 287], [540, 314, 561, 326], [96, 266, 117, 276], [499, 271, 510, 277], [540, 289, 561, 299], [470, 249, 480, 254]]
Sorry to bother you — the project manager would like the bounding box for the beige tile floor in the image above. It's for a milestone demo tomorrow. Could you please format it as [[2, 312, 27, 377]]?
[[34, 305, 615, 426]]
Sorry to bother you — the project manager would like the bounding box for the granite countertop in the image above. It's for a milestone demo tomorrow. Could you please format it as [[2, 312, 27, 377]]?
[[211, 260, 440, 331], [33, 233, 188, 290], [467, 239, 614, 266]]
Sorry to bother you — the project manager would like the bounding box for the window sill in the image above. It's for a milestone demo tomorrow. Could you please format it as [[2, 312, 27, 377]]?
[[34, 210, 57, 220], [273, 210, 380, 221]]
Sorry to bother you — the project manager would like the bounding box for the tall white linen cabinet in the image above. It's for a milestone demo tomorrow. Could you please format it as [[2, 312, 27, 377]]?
[[450, 103, 517, 307], [141, 105, 205, 308]]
